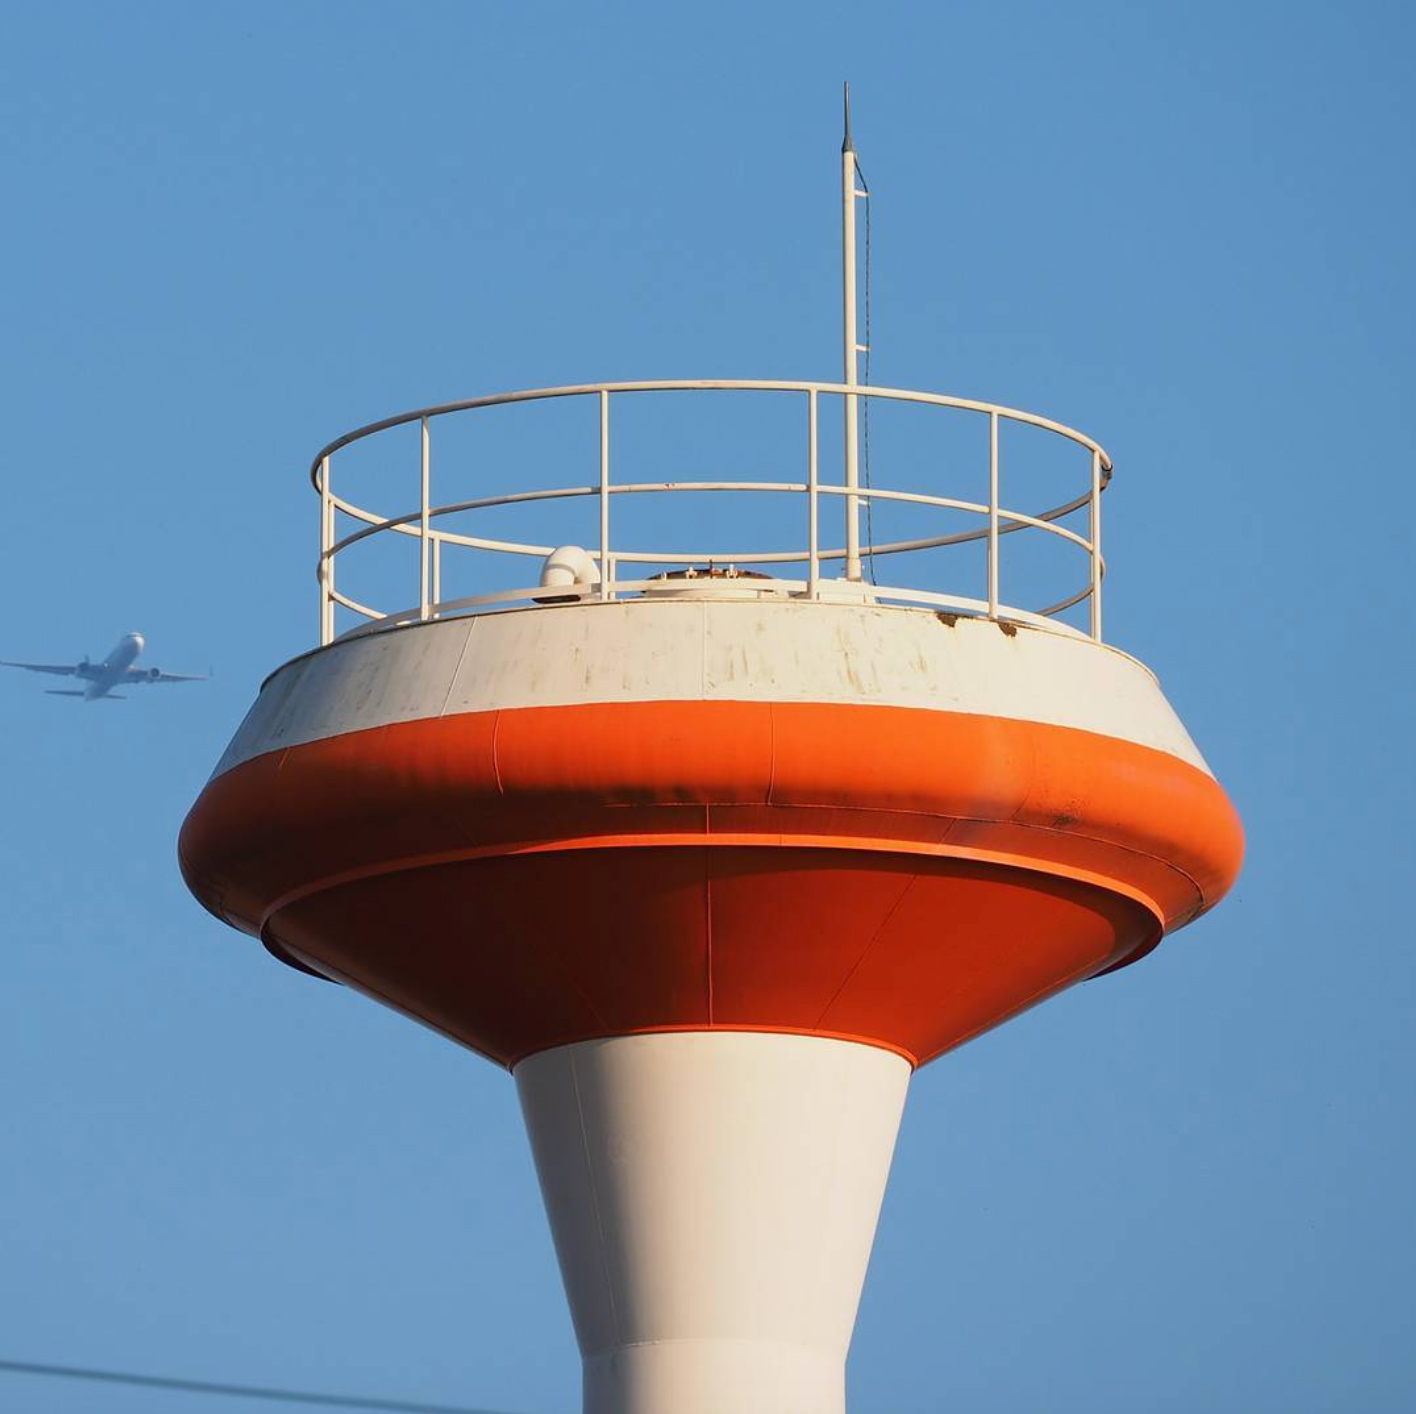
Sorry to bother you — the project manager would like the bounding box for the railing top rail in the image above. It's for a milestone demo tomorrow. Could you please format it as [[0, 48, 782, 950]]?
[[308, 380, 1113, 487]]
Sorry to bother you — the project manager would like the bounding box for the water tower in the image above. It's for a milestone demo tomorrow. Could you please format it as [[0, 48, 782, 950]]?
[[181, 100, 1242, 1414]]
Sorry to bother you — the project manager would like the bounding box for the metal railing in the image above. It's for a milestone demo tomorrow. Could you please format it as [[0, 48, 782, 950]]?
[[311, 380, 1113, 647]]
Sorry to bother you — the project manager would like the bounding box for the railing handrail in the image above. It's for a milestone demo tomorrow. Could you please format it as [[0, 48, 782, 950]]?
[[308, 379, 1114, 484], [322, 486, 1105, 573], [311, 379, 1113, 649]]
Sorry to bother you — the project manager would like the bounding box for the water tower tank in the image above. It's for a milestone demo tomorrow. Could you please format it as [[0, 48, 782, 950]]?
[[180, 110, 1242, 1414]]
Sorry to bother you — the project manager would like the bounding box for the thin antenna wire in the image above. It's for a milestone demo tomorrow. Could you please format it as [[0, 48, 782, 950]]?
[[0, 1357, 517, 1414]]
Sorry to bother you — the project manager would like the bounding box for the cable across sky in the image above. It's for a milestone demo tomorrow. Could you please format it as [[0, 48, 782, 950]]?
[[0, 1357, 525, 1414]]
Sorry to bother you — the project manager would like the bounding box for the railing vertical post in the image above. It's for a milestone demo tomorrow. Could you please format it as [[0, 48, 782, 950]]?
[[419, 416, 431, 622], [807, 389, 820, 597], [987, 412, 1000, 620], [599, 389, 611, 600], [1090, 449, 1103, 641], [319, 454, 333, 646], [431, 536, 441, 619]]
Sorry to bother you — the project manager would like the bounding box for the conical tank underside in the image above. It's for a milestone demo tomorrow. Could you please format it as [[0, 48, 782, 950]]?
[[181, 598, 1241, 1069]]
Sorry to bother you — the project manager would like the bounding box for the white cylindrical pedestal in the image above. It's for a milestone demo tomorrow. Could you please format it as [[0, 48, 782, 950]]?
[[515, 1032, 911, 1414]]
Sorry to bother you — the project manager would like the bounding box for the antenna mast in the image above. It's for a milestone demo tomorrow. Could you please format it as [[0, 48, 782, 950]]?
[[842, 82, 866, 581]]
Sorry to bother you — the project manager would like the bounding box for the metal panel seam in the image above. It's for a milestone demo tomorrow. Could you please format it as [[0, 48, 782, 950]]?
[[490, 709, 505, 796], [808, 1051, 850, 1329], [435, 617, 477, 719], [766, 701, 778, 804], [698, 599, 708, 699], [809, 872, 924, 1033], [597, 1335, 851, 1355], [248, 817, 1195, 938], [705, 851, 715, 1025], [569, 1048, 621, 1349], [507, 1026, 918, 1072]]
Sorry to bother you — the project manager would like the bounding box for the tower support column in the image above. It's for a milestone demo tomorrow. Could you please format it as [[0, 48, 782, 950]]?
[[515, 1031, 911, 1414]]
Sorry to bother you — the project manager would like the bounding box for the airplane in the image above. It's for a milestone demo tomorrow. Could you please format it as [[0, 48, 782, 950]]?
[[0, 633, 208, 701]]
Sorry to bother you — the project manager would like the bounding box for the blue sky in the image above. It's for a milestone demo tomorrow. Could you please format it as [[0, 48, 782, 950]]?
[[1, 2, 1413, 1411]]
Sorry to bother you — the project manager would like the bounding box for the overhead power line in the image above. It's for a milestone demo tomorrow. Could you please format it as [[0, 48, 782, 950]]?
[[0, 1357, 526, 1414]]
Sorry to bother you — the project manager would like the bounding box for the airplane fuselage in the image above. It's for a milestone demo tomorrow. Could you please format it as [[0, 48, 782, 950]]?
[[82, 633, 146, 699]]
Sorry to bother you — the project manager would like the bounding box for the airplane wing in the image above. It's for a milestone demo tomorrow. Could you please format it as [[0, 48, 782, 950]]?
[[124, 667, 210, 684], [0, 658, 81, 677]]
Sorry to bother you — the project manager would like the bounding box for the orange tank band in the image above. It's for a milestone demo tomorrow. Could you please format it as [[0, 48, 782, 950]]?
[[182, 698, 1243, 938], [179, 700, 1241, 1068]]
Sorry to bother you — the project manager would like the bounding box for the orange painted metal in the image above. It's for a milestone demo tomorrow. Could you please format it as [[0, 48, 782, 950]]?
[[180, 700, 1242, 1068]]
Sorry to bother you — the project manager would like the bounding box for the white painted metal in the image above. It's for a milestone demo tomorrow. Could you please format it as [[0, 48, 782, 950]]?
[[842, 137, 862, 583], [338, 579, 1083, 644], [1090, 448, 1103, 641], [539, 545, 599, 595], [516, 1032, 909, 1414], [312, 381, 1113, 460], [212, 598, 1210, 781], [419, 417, 431, 622], [323, 476, 1092, 571], [807, 390, 820, 596], [313, 381, 1113, 462], [308, 380, 1113, 649], [639, 572, 793, 603], [319, 455, 334, 646], [599, 390, 611, 602], [988, 411, 1000, 618]]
